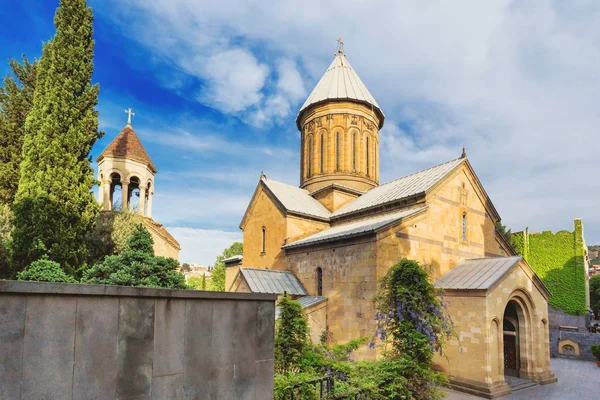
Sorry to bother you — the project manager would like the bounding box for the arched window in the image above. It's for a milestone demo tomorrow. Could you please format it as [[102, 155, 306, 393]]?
[[352, 132, 357, 172], [317, 267, 323, 296], [336, 132, 340, 171], [307, 136, 313, 177], [320, 134, 324, 173], [366, 136, 370, 176], [462, 213, 467, 242], [261, 227, 266, 253]]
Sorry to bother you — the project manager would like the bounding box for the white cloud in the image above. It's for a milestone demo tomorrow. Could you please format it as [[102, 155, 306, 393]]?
[[93, 0, 600, 243], [201, 49, 269, 113], [167, 227, 242, 266]]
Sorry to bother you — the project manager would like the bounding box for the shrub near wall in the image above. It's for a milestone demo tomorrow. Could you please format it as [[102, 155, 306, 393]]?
[[513, 224, 587, 315]]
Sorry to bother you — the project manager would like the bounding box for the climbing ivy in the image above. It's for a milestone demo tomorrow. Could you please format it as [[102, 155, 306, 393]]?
[[513, 227, 587, 315]]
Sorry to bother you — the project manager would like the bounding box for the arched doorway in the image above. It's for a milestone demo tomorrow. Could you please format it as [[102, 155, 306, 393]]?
[[503, 301, 519, 377]]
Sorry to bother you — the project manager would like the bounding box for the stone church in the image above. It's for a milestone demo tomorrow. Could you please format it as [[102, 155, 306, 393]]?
[[95, 112, 180, 260], [225, 46, 556, 397]]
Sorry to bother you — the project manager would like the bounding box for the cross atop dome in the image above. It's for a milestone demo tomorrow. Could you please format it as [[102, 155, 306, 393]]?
[[336, 37, 344, 54]]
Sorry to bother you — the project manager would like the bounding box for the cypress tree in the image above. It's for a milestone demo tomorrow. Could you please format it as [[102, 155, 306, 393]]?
[[12, 0, 103, 275], [0, 56, 37, 205]]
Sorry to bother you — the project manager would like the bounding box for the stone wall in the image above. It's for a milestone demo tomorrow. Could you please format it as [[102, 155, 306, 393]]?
[[548, 305, 598, 361], [0, 280, 277, 400]]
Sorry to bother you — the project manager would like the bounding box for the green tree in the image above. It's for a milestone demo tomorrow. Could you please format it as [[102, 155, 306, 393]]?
[[590, 275, 600, 317], [180, 263, 191, 273], [0, 56, 37, 206], [496, 220, 514, 249], [17, 258, 76, 283], [208, 241, 242, 291], [11, 0, 103, 276], [0, 204, 14, 278], [187, 273, 207, 290], [274, 294, 310, 371], [370, 259, 451, 399], [82, 224, 187, 289], [84, 210, 143, 265]]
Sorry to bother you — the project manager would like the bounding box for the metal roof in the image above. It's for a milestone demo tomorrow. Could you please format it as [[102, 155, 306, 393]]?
[[297, 51, 384, 128], [239, 268, 306, 295], [222, 254, 243, 264], [262, 177, 331, 220], [434, 256, 523, 290], [275, 296, 327, 319], [283, 206, 427, 250], [332, 158, 464, 218]]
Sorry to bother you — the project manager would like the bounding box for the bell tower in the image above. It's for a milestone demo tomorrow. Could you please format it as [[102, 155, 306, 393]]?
[[96, 109, 157, 217], [297, 40, 385, 194]]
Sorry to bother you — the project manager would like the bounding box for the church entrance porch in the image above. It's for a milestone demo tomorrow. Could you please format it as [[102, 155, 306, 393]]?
[[434, 256, 556, 398]]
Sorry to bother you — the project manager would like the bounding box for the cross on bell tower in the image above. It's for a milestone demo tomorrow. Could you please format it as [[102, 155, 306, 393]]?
[[124, 108, 135, 125]]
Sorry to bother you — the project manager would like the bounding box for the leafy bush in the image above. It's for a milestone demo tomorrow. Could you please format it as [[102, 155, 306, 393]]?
[[82, 224, 187, 289], [272, 259, 451, 400], [591, 344, 600, 361], [275, 294, 310, 371], [17, 259, 76, 283]]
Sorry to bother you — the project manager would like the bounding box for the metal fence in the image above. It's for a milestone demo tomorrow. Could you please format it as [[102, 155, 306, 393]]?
[[284, 376, 383, 400]]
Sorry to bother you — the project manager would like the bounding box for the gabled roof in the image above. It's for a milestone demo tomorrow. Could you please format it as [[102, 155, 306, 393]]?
[[283, 206, 427, 250], [97, 125, 157, 173], [237, 268, 306, 295], [261, 176, 331, 220], [332, 158, 465, 218], [435, 256, 523, 290], [297, 51, 384, 129], [275, 296, 327, 319]]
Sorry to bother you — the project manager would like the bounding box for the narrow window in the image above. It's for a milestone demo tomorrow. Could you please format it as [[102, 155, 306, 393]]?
[[374, 141, 377, 178], [366, 136, 370, 176], [462, 213, 467, 242], [336, 132, 340, 171], [317, 267, 323, 296], [320, 134, 324, 173], [307, 136, 312, 177], [261, 227, 266, 253], [352, 132, 357, 172]]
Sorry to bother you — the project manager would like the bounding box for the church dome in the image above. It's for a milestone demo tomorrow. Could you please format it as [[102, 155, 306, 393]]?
[[296, 49, 385, 130]]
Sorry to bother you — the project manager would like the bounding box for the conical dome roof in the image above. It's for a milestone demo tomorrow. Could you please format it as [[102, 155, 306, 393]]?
[[96, 125, 157, 173], [296, 51, 384, 129]]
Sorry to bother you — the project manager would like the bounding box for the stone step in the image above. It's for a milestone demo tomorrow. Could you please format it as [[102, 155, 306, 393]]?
[[510, 381, 538, 392]]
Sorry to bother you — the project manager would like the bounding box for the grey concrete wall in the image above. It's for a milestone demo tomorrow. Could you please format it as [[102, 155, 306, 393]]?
[[0, 280, 277, 400]]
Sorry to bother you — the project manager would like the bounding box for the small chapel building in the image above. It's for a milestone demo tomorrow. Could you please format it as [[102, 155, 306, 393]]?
[[225, 46, 556, 397], [95, 111, 180, 260]]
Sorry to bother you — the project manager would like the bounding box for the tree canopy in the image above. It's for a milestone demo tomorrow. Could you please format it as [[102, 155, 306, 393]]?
[[12, 0, 102, 275], [82, 224, 187, 289], [209, 241, 243, 291], [0, 56, 36, 206]]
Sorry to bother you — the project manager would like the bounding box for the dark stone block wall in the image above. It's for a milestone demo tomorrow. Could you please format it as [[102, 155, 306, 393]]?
[[0, 280, 277, 400], [548, 305, 599, 362]]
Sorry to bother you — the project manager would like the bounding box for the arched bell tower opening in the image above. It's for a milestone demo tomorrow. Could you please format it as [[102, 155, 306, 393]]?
[[296, 41, 385, 194]]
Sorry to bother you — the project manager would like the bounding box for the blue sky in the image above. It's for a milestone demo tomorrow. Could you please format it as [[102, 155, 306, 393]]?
[[2, 0, 600, 265]]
